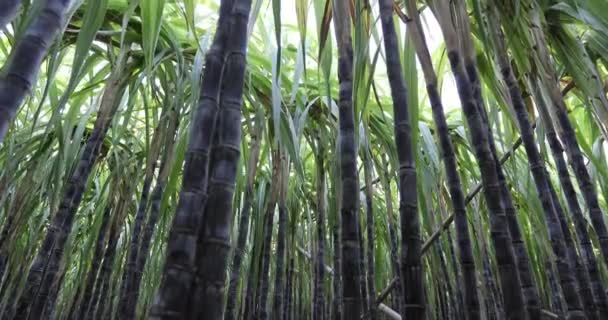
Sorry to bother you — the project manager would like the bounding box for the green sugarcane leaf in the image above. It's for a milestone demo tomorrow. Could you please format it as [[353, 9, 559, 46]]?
[[68, 0, 109, 88], [141, 0, 166, 73]]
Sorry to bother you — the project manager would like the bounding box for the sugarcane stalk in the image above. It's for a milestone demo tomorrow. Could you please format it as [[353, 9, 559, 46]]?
[[14, 45, 132, 320], [224, 113, 264, 320], [331, 0, 363, 317], [0, 0, 72, 143], [0, 0, 20, 31], [378, 0, 421, 317], [149, 0, 235, 317], [432, 0, 526, 317], [188, 0, 253, 316]]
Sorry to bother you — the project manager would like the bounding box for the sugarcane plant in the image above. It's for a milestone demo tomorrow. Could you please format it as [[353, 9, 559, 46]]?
[[0, 0, 607, 320], [377, 0, 421, 318], [431, 0, 528, 318], [470, 2, 587, 318], [149, 0, 236, 317], [13, 42, 135, 320], [331, 0, 363, 318], [405, 0, 479, 318], [0, 0, 20, 31], [0, 0, 73, 142], [224, 110, 264, 320]]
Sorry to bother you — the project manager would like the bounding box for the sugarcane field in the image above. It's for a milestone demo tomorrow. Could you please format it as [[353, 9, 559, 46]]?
[[2, 0, 608, 319]]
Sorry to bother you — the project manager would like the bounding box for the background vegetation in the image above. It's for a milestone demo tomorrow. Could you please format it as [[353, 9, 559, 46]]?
[[1, 0, 608, 319]]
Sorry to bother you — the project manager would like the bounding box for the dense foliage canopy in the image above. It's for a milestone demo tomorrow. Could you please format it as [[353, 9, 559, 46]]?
[[1, 0, 608, 319]]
